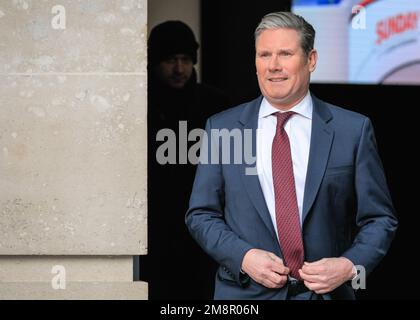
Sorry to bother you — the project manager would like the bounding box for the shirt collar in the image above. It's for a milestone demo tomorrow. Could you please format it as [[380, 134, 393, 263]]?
[[258, 91, 313, 120]]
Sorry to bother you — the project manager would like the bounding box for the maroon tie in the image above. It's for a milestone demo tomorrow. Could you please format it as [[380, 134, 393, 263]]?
[[272, 111, 304, 280]]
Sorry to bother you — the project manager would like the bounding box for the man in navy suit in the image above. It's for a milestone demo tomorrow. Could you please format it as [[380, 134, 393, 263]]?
[[185, 12, 398, 300]]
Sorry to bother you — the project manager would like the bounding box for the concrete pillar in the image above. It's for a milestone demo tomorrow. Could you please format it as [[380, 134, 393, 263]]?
[[0, 0, 147, 299]]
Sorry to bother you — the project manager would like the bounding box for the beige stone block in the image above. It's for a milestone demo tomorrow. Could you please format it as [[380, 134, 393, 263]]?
[[0, 75, 147, 255], [0, 281, 148, 300], [0, 0, 148, 299], [0, 256, 134, 282], [0, 0, 147, 73]]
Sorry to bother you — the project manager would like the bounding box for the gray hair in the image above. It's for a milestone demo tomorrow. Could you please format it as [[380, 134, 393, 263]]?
[[255, 12, 315, 57]]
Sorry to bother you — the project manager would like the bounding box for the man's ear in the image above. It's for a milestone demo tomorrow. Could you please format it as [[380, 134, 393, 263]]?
[[308, 49, 318, 73]]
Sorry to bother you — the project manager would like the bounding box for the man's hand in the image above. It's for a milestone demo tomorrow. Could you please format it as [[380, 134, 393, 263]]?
[[298, 257, 356, 294], [241, 249, 289, 289]]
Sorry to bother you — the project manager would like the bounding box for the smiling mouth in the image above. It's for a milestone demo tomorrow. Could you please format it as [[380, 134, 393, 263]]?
[[268, 77, 288, 82]]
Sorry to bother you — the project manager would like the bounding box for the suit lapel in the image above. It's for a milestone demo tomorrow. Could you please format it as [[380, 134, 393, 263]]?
[[238, 97, 278, 242], [236, 94, 334, 240], [302, 95, 334, 224]]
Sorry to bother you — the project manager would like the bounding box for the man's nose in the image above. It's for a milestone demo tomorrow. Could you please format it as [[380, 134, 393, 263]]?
[[174, 59, 185, 73], [268, 55, 282, 72]]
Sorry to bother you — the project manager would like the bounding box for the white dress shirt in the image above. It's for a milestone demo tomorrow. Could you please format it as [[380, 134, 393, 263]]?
[[256, 91, 313, 238]]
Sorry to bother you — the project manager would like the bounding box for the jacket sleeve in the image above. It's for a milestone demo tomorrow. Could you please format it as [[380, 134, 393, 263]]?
[[341, 117, 398, 275], [185, 118, 253, 286]]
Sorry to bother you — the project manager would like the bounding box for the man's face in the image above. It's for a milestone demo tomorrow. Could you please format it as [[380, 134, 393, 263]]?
[[255, 28, 317, 110], [155, 54, 194, 89]]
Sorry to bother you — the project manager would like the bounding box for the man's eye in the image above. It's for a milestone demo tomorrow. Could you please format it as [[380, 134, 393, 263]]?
[[165, 59, 176, 64], [259, 53, 270, 58], [181, 58, 192, 64]]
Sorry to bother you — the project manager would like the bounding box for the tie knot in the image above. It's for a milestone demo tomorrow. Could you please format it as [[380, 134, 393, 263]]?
[[275, 111, 295, 128]]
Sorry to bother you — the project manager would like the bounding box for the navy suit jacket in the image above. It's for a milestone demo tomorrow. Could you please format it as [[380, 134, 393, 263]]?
[[185, 94, 398, 300]]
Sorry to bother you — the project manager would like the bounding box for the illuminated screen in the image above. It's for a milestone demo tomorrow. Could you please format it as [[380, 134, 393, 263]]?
[[292, 0, 420, 84]]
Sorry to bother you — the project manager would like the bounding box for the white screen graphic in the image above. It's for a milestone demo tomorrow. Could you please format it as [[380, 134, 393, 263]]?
[[292, 0, 420, 84]]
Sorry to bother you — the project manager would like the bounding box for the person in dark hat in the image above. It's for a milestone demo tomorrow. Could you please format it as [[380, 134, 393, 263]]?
[[141, 20, 230, 300], [147, 20, 228, 129], [148, 20, 199, 90]]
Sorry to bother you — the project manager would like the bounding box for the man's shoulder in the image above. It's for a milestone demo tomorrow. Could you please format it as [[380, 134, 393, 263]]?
[[314, 95, 369, 124], [209, 103, 247, 121], [207, 97, 261, 126]]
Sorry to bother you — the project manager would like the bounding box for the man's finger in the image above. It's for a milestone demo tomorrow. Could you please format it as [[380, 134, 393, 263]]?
[[263, 253, 287, 274], [299, 269, 323, 283], [267, 253, 288, 270], [278, 275, 288, 287], [303, 280, 324, 292], [269, 272, 288, 286], [315, 288, 331, 295], [271, 263, 290, 275], [267, 253, 283, 264], [304, 258, 326, 266], [270, 271, 282, 284], [301, 263, 324, 275], [262, 278, 283, 289]]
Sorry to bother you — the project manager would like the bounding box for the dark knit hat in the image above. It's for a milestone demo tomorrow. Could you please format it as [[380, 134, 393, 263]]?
[[148, 20, 199, 66]]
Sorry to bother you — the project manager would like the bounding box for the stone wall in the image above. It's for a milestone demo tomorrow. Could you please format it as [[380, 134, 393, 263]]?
[[0, 0, 147, 299]]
